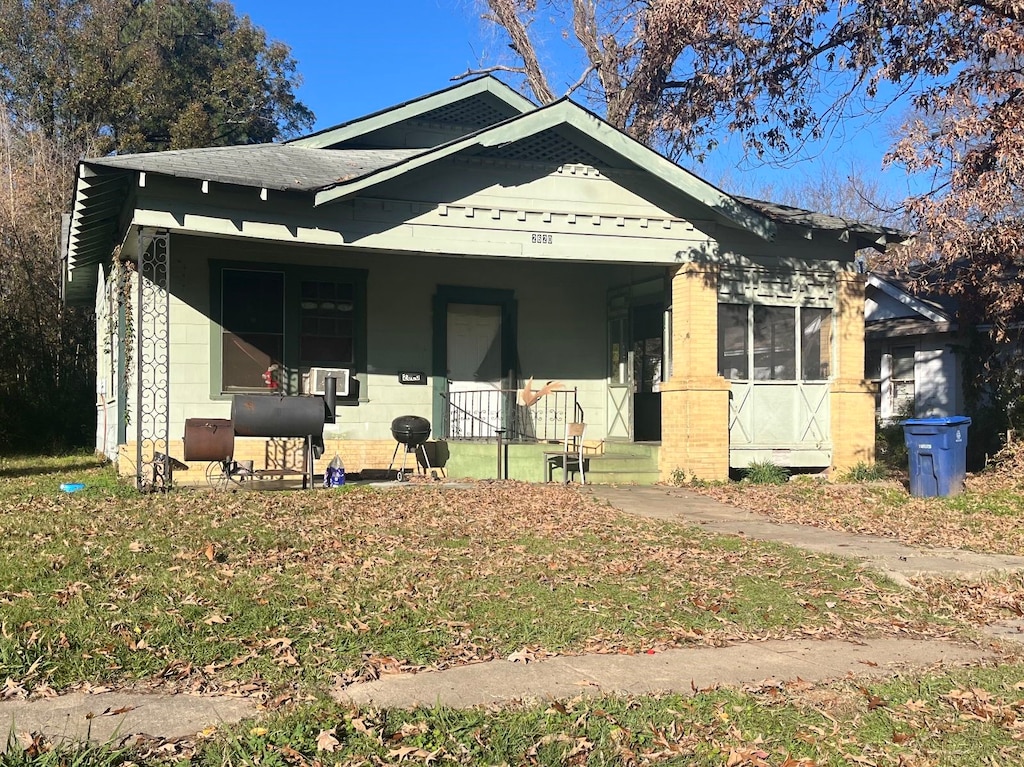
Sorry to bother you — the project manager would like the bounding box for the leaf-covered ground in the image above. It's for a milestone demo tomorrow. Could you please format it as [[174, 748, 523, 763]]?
[[0, 457, 978, 700], [690, 465, 1024, 556]]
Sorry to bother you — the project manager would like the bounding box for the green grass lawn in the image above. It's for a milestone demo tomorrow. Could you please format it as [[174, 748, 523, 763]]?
[[2, 454, 1023, 766]]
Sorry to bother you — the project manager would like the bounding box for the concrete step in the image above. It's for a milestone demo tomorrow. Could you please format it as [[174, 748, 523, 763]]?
[[599, 441, 660, 458], [583, 451, 660, 485]]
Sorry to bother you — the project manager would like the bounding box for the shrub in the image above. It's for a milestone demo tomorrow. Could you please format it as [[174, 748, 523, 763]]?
[[841, 461, 887, 482], [668, 466, 691, 486], [742, 460, 789, 485]]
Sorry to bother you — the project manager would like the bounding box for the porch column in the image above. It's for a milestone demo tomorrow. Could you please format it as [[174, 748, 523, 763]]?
[[830, 270, 875, 472], [659, 262, 731, 481]]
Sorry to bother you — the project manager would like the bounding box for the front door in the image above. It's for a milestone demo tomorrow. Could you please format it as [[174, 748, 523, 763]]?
[[631, 302, 664, 442], [447, 303, 504, 438]]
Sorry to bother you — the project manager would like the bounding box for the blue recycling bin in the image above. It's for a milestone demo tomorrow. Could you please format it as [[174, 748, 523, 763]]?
[[902, 417, 971, 497]]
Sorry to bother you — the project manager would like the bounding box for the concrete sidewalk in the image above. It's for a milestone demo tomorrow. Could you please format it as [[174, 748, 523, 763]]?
[[336, 638, 995, 709], [0, 692, 258, 752], [588, 485, 1024, 585]]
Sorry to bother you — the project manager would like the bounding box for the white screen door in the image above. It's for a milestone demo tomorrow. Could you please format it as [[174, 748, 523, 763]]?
[[447, 303, 503, 437]]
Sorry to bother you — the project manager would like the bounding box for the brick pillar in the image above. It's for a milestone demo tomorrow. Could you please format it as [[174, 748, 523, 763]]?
[[659, 263, 731, 481], [830, 270, 875, 472]]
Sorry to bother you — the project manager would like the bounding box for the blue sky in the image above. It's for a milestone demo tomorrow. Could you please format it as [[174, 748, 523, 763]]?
[[233, 0, 912, 206]]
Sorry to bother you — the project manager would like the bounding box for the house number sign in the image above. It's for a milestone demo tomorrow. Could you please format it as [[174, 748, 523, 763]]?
[[531, 233, 553, 244], [399, 371, 426, 385]]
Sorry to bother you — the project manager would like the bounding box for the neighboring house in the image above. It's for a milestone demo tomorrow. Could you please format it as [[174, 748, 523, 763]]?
[[63, 77, 903, 487], [864, 272, 963, 421]]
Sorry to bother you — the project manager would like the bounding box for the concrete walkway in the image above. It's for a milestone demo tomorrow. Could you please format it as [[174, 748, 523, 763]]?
[[589, 485, 1024, 585], [337, 638, 995, 709], [4, 484, 1023, 744], [0, 692, 258, 752]]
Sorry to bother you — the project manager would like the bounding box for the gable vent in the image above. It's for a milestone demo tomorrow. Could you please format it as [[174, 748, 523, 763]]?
[[479, 130, 605, 167], [416, 100, 517, 130]]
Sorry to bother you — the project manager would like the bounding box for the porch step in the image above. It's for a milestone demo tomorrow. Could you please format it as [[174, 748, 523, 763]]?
[[584, 449, 661, 485]]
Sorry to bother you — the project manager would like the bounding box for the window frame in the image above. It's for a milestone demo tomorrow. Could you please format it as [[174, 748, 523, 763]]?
[[210, 260, 367, 399], [717, 302, 834, 383]]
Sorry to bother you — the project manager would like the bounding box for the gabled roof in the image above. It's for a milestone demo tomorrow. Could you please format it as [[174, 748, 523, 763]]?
[[286, 76, 536, 149], [866, 272, 955, 323], [311, 98, 778, 240], [65, 77, 908, 304]]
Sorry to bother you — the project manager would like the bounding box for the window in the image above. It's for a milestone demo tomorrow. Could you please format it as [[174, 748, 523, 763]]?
[[717, 304, 832, 382], [718, 304, 748, 380], [800, 307, 832, 380], [214, 263, 365, 395], [891, 346, 916, 415], [299, 280, 355, 368], [221, 269, 285, 390], [753, 306, 796, 380], [865, 348, 883, 414]]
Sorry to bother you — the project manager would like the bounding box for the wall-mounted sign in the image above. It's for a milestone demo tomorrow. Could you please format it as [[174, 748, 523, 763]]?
[[399, 371, 426, 385]]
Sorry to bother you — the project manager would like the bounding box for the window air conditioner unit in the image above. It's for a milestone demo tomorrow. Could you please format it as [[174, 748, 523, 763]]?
[[304, 367, 351, 397]]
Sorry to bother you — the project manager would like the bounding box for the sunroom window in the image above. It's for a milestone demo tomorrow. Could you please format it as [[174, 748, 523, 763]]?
[[718, 303, 833, 382]]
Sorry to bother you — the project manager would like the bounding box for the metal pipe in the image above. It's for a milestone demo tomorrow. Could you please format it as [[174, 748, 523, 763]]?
[[495, 428, 505, 479], [324, 375, 337, 424]]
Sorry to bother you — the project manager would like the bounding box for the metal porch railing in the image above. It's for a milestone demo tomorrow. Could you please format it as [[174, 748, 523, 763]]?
[[441, 387, 583, 442]]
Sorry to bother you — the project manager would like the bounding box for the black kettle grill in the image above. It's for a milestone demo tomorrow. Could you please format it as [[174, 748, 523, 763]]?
[[388, 415, 434, 481]]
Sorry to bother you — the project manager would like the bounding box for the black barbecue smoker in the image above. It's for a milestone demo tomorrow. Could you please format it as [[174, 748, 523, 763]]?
[[183, 376, 337, 489]]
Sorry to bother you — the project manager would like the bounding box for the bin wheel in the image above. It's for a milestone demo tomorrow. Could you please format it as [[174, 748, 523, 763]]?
[[396, 470, 406, 482]]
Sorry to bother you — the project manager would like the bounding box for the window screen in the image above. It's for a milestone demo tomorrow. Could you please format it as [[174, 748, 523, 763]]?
[[753, 306, 795, 380], [717, 304, 748, 380], [800, 307, 832, 380]]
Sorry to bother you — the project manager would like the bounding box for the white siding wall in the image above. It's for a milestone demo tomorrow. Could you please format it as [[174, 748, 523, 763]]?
[[94, 265, 120, 459]]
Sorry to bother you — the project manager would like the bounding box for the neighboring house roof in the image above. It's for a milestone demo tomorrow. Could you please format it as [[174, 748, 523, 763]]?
[[737, 197, 907, 252], [864, 316, 957, 340], [867, 272, 956, 322], [865, 272, 959, 340]]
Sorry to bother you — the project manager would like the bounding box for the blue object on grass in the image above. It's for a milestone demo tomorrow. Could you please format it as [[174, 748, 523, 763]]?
[[60, 483, 86, 493]]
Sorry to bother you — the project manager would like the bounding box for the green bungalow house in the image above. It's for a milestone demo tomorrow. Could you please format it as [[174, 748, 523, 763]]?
[[63, 77, 901, 488]]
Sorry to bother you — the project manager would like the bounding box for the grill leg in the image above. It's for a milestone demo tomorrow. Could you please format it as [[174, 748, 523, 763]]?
[[387, 441, 402, 474]]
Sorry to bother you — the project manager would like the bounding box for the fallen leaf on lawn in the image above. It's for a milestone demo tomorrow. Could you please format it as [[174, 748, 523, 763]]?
[[316, 729, 341, 753], [349, 716, 373, 734], [204, 543, 216, 562], [387, 745, 434, 761], [202, 613, 229, 625]]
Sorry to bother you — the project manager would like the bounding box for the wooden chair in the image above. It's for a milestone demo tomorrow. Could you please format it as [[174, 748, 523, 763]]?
[[544, 422, 587, 484]]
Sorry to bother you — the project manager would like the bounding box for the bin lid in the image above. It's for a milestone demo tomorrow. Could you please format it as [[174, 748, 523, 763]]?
[[902, 416, 972, 427]]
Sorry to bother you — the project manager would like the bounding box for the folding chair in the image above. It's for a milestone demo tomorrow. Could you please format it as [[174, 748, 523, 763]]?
[[543, 422, 587, 484]]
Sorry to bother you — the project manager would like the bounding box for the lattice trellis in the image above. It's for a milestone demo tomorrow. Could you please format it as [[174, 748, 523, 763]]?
[[135, 230, 171, 491]]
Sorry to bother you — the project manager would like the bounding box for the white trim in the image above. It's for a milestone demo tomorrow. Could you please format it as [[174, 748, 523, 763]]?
[[866, 274, 948, 323]]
